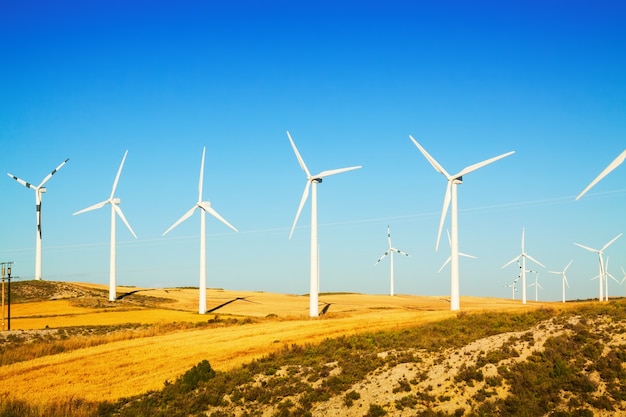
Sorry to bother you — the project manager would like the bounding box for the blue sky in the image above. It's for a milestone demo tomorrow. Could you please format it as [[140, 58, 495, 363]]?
[[1, 0, 625, 302]]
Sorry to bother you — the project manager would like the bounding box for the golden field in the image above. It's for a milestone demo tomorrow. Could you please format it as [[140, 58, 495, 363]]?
[[0, 283, 578, 408]]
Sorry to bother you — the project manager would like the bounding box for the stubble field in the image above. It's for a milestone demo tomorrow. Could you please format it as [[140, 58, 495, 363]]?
[[0, 282, 576, 410]]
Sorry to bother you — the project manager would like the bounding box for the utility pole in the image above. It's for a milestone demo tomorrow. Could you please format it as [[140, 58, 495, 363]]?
[[1, 262, 15, 331]]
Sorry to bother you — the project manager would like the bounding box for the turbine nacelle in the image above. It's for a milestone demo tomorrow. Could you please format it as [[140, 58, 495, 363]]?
[[112, 197, 121, 205], [39, 187, 47, 194], [453, 176, 462, 184]]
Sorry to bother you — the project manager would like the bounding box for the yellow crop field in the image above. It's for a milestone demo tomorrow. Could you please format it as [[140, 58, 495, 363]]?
[[0, 283, 574, 408]]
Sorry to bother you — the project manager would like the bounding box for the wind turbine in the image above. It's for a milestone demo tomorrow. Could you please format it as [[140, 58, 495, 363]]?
[[502, 228, 544, 305], [7, 158, 69, 280], [438, 229, 477, 273], [620, 267, 626, 295], [504, 276, 519, 300], [73, 150, 136, 302], [575, 233, 622, 302], [576, 149, 626, 200], [374, 225, 410, 296], [410, 135, 514, 311], [528, 271, 543, 302], [162, 147, 238, 315], [287, 131, 361, 317], [549, 260, 572, 303], [603, 256, 620, 300]]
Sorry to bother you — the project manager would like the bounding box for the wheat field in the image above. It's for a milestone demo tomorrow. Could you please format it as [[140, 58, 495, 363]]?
[[0, 284, 569, 408]]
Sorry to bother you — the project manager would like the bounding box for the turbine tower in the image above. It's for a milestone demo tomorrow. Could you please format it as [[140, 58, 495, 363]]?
[[575, 233, 622, 302], [502, 228, 545, 305], [549, 260, 572, 303], [576, 149, 626, 200], [374, 225, 410, 296], [163, 147, 238, 315], [73, 150, 136, 301], [7, 158, 69, 280], [409, 135, 514, 311], [287, 131, 361, 317]]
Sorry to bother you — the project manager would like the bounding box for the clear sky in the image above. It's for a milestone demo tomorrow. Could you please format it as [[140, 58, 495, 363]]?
[[1, 0, 625, 303]]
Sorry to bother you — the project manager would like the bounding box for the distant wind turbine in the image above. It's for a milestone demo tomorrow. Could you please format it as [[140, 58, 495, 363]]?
[[528, 271, 543, 302], [410, 135, 514, 311], [549, 260, 572, 303], [575, 233, 622, 302], [603, 256, 620, 300], [73, 150, 136, 302], [374, 225, 410, 296], [162, 147, 238, 314], [287, 131, 361, 317], [504, 276, 519, 300], [8, 158, 69, 280], [576, 149, 626, 200], [502, 228, 544, 305], [438, 229, 477, 274]]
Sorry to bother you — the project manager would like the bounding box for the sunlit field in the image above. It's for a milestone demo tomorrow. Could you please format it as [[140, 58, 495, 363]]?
[[0, 282, 581, 409]]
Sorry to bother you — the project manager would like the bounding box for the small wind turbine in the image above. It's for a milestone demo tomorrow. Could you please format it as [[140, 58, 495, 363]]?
[[73, 150, 136, 302], [374, 225, 410, 296], [619, 267, 626, 296], [504, 277, 519, 300], [575, 233, 622, 302], [7, 158, 69, 280], [576, 149, 626, 200], [549, 260, 572, 303], [528, 271, 543, 302], [163, 147, 238, 314], [287, 131, 361, 317], [409, 135, 514, 311], [603, 256, 620, 300], [438, 229, 477, 273], [502, 228, 545, 305]]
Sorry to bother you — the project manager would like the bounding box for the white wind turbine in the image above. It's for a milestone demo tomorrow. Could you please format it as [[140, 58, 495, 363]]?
[[602, 256, 620, 300], [528, 271, 543, 302], [620, 267, 626, 295], [374, 225, 410, 296], [287, 131, 361, 317], [504, 276, 519, 300], [549, 260, 572, 303], [73, 150, 136, 302], [409, 135, 514, 311], [575, 233, 622, 302], [162, 147, 238, 315], [502, 228, 545, 305], [438, 229, 477, 274], [8, 158, 69, 280], [576, 149, 626, 200]]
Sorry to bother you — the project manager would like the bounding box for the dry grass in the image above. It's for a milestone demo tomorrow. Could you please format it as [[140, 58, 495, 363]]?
[[0, 282, 582, 409]]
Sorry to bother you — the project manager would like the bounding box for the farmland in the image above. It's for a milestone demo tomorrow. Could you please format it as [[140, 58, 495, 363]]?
[[1, 281, 624, 416]]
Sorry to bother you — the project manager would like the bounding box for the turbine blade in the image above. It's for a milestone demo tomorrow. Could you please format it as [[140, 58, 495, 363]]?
[[200, 202, 238, 232], [501, 255, 520, 269], [525, 254, 545, 268], [455, 151, 515, 179], [393, 248, 411, 257], [110, 151, 128, 199], [114, 204, 137, 239], [564, 276, 570, 288], [289, 180, 310, 239], [574, 242, 598, 253], [459, 252, 477, 259], [601, 233, 623, 251], [438, 256, 451, 273], [287, 131, 311, 178], [38, 158, 70, 188], [564, 260, 573, 272], [7, 173, 36, 190], [409, 135, 451, 178], [316, 166, 362, 178], [198, 147, 206, 203], [73, 200, 108, 215], [436, 181, 452, 251], [576, 149, 626, 200], [162, 206, 197, 236], [387, 225, 392, 247], [375, 251, 389, 265]]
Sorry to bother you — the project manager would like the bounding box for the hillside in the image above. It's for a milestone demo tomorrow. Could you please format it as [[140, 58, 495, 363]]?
[[1, 281, 624, 416]]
